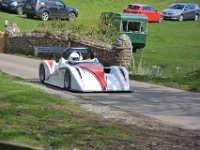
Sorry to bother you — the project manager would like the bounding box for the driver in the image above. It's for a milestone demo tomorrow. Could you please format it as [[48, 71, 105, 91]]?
[[68, 51, 83, 61]]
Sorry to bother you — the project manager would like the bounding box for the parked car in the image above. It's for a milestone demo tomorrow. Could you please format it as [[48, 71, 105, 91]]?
[[123, 4, 163, 22], [37, 47, 130, 92], [0, 0, 26, 14], [23, 0, 78, 21], [162, 2, 200, 21]]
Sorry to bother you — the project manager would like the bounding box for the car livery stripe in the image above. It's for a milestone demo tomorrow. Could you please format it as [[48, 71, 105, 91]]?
[[75, 64, 107, 91], [75, 67, 82, 79], [47, 60, 54, 69]]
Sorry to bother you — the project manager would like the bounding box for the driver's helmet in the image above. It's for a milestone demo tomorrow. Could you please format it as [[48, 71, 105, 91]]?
[[68, 51, 83, 61]]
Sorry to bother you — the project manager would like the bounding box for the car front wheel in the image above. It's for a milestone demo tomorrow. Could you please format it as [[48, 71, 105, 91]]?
[[67, 12, 76, 21], [64, 69, 71, 90], [41, 12, 49, 21], [39, 64, 45, 83], [179, 15, 183, 21]]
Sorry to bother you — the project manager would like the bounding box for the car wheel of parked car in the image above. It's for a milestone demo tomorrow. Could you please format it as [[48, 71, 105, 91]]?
[[68, 12, 76, 21], [64, 69, 71, 89], [39, 64, 45, 83], [179, 15, 183, 21], [194, 14, 199, 21], [41, 12, 49, 21], [16, 7, 23, 15]]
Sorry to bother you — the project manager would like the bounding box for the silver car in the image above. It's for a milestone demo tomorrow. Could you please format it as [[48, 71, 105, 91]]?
[[162, 3, 200, 21]]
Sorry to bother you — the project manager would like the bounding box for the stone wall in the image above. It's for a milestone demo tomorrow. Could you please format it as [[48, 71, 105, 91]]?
[[5, 31, 132, 68]]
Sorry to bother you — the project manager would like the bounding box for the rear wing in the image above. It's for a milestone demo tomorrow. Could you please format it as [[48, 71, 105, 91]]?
[[35, 47, 67, 55], [34, 47, 94, 60], [34, 47, 67, 59]]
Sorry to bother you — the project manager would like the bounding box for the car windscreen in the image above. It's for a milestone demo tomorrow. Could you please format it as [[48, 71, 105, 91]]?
[[127, 5, 140, 10], [168, 4, 185, 10]]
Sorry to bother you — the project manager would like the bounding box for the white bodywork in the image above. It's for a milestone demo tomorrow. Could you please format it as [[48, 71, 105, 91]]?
[[40, 57, 130, 92]]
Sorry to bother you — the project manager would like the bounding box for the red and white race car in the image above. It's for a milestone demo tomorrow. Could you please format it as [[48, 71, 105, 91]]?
[[38, 47, 130, 92]]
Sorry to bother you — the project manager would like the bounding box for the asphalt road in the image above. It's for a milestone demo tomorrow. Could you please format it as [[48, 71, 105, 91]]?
[[0, 53, 200, 130]]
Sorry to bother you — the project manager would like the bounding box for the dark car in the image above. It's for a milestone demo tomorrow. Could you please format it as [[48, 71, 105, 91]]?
[[0, 0, 26, 14], [123, 4, 163, 22], [162, 2, 200, 21], [23, 0, 78, 21]]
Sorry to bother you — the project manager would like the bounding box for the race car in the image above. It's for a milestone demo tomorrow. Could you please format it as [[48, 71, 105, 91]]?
[[38, 47, 130, 92]]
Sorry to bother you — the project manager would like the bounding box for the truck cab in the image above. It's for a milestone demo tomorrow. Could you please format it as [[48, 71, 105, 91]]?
[[100, 12, 148, 51]]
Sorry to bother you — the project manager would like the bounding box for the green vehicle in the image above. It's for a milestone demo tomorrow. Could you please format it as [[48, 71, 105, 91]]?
[[100, 12, 148, 51]]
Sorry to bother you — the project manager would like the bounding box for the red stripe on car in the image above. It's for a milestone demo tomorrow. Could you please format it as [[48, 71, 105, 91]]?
[[76, 64, 107, 91], [47, 60, 54, 69]]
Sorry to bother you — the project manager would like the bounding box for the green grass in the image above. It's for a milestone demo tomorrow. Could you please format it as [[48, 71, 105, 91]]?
[[0, 0, 200, 91], [0, 71, 141, 149]]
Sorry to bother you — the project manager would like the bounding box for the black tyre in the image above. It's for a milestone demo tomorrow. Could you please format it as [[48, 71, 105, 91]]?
[[41, 11, 49, 21], [64, 70, 71, 89], [39, 64, 45, 83], [16, 7, 23, 15], [67, 12, 76, 21]]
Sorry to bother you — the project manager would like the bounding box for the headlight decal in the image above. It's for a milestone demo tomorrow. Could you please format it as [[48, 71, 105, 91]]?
[[119, 67, 126, 81], [75, 67, 82, 79]]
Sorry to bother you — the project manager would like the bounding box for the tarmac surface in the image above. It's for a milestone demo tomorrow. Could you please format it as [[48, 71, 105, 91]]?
[[0, 53, 200, 130]]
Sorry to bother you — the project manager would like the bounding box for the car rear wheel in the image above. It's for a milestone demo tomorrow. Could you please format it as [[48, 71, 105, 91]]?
[[16, 7, 23, 15], [41, 12, 49, 21], [39, 64, 45, 83], [64, 69, 71, 89], [68, 12, 76, 21], [179, 15, 183, 21], [194, 14, 199, 21]]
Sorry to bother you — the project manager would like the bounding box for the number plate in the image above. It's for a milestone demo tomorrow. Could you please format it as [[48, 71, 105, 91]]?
[[26, 5, 32, 9]]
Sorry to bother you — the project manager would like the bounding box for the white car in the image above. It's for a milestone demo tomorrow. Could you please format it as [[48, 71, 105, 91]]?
[[38, 47, 131, 92]]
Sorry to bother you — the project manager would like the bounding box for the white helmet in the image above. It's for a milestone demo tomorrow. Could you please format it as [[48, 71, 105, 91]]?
[[68, 51, 83, 61]]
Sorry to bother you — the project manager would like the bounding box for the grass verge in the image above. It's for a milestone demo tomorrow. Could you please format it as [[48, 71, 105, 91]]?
[[0, 71, 140, 149], [131, 69, 200, 92]]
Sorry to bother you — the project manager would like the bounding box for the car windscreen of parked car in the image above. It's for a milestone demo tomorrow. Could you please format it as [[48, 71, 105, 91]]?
[[127, 5, 140, 10], [168, 4, 185, 10]]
